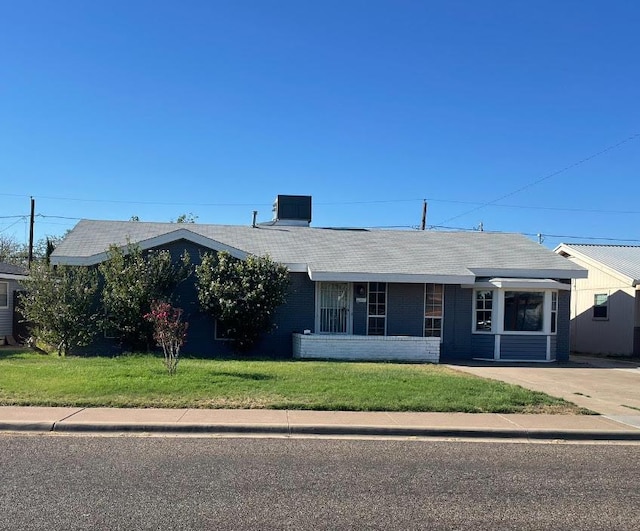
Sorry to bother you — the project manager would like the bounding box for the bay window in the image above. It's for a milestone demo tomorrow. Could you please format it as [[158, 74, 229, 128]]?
[[473, 288, 560, 335]]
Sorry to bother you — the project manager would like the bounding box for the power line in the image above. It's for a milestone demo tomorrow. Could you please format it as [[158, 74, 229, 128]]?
[[436, 132, 640, 225], [425, 224, 640, 244], [36, 214, 83, 220], [425, 198, 640, 215], [530, 233, 640, 243], [4, 191, 640, 216], [6, 192, 640, 217], [0, 218, 26, 233]]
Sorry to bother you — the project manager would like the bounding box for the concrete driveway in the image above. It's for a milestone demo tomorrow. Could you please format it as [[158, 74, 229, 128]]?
[[447, 355, 640, 427]]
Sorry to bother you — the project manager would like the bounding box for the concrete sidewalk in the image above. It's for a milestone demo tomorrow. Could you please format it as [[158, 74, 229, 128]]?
[[2, 406, 640, 441]]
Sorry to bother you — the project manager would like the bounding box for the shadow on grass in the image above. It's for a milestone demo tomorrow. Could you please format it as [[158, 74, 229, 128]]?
[[0, 347, 37, 360], [212, 371, 275, 381]]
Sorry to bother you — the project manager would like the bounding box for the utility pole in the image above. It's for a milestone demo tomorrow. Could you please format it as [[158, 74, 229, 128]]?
[[28, 196, 35, 268], [420, 200, 427, 230]]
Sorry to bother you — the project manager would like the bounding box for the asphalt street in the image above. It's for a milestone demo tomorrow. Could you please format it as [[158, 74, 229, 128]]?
[[1, 435, 639, 530]]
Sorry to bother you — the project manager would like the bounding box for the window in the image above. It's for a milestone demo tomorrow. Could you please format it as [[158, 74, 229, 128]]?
[[593, 294, 608, 320], [424, 283, 443, 337], [0, 282, 7, 308], [474, 288, 559, 335], [367, 282, 386, 335], [503, 291, 544, 332], [474, 290, 493, 332]]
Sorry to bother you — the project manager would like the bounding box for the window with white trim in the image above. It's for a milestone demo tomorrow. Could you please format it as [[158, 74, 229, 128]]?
[[0, 282, 8, 308], [473, 288, 560, 335], [424, 283, 443, 337], [474, 290, 493, 332], [593, 293, 608, 320], [367, 282, 387, 336]]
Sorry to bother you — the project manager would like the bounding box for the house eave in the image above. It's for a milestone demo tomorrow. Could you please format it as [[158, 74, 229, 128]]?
[[468, 267, 588, 280], [462, 278, 572, 290], [51, 228, 250, 266], [307, 270, 475, 284], [0, 273, 29, 280]]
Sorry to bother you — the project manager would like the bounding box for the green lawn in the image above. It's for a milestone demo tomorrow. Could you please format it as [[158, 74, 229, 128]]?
[[0, 349, 584, 413]]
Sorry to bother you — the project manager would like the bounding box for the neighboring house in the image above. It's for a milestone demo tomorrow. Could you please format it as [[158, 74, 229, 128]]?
[[0, 261, 28, 345], [51, 196, 586, 362], [554, 243, 640, 357]]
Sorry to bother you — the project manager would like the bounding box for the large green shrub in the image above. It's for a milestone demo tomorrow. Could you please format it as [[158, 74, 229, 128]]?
[[195, 251, 289, 352], [99, 243, 191, 351], [19, 263, 101, 355]]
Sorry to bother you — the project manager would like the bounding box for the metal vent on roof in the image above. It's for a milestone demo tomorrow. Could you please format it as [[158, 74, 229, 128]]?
[[272, 195, 312, 226]]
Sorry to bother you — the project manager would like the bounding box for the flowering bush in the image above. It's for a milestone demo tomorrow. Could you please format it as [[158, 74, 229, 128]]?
[[144, 300, 188, 375]]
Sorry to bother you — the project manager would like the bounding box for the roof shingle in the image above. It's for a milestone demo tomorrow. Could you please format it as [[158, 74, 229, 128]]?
[[51, 219, 586, 282]]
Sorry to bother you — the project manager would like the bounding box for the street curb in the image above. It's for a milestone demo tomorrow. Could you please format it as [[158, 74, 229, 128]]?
[[1, 421, 640, 441], [53, 423, 290, 434], [290, 425, 640, 441], [0, 421, 55, 432]]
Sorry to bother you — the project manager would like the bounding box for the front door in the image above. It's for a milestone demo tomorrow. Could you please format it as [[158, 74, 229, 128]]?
[[317, 282, 352, 334]]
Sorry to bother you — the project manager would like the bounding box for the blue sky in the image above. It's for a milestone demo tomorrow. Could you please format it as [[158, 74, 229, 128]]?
[[1, 0, 639, 248]]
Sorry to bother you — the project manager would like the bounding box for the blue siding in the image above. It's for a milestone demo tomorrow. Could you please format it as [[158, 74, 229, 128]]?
[[500, 335, 547, 361], [550, 335, 557, 361], [251, 272, 316, 357], [470, 334, 495, 359], [74, 238, 577, 362], [386, 283, 424, 336], [441, 285, 476, 361], [181, 270, 316, 358]]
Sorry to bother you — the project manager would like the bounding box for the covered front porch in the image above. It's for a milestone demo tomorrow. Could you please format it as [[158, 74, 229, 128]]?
[[292, 333, 440, 363]]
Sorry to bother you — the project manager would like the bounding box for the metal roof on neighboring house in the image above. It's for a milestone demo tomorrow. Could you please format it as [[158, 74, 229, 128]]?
[[51, 219, 587, 284], [554, 243, 640, 286]]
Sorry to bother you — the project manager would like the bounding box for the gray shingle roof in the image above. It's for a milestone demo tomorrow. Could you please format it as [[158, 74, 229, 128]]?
[[0, 261, 27, 276], [555, 243, 640, 285], [51, 220, 586, 283]]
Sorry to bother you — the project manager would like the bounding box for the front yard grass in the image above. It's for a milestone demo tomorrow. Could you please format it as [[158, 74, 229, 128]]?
[[0, 349, 584, 413]]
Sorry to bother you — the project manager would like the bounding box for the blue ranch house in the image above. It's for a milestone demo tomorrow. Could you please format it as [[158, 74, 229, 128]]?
[[51, 196, 586, 363]]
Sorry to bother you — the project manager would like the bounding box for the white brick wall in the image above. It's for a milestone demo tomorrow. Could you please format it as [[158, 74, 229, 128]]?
[[292, 334, 440, 363]]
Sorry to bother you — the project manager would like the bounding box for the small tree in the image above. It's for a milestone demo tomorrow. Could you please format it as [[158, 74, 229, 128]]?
[[144, 300, 187, 375], [173, 212, 198, 224], [0, 233, 65, 267], [19, 263, 101, 356], [195, 251, 289, 352], [99, 243, 191, 351], [0, 234, 23, 265]]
